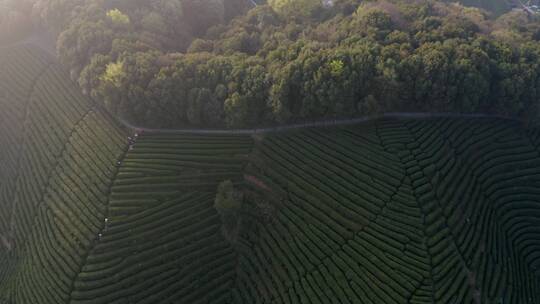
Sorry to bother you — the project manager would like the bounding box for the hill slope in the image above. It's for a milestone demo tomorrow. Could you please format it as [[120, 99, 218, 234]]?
[[0, 46, 539, 303], [0, 45, 128, 301], [240, 119, 540, 303]]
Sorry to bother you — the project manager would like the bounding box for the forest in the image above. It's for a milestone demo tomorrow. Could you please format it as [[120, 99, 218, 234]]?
[[3, 0, 540, 128]]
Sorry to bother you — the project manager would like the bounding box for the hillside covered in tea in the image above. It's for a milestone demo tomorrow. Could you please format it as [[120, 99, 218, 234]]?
[[0, 45, 540, 303]]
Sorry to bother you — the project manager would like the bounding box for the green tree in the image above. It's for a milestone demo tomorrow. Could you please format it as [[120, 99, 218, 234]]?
[[214, 180, 243, 233], [107, 9, 130, 25], [101, 60, 125, 88], [329, 59, 344, 77], [188, 39, 214, 53], [269, 61, 303, 123], [97, 60, 126, 114], [225, 92, 248, 127], [353, 6, 395, 40], [226, 63, 269, 126], [268, 0, 321, 18], [78, 54, 111, 97], [57, 19, 115, 78]]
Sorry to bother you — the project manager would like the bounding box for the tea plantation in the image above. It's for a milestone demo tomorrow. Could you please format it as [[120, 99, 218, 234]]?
[[240, 120, 540, 303], [0, 46, 539, 303]]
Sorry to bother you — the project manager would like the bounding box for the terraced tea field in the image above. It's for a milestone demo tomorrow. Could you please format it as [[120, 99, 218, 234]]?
[[0, 46, 539, 303], [240, 120, 540, 303]]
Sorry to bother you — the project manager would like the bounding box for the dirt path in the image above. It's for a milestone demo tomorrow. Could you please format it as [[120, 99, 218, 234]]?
[[119, 112, 521, 135]]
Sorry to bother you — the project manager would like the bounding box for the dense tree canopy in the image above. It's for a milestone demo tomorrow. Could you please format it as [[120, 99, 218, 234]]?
[[20, 0, 540, 127]]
